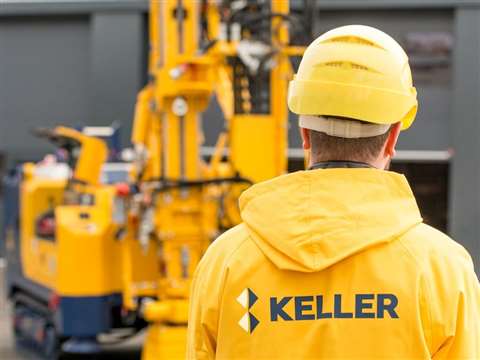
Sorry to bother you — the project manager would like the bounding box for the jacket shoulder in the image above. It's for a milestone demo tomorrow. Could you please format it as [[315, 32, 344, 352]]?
[[204, 223, 250, 260], [399, 223, 474, 271], [398, 225, 480, 356], [194, 223, 253, 278]]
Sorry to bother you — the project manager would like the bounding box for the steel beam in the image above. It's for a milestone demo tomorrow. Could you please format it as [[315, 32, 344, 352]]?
[[2, 0, 480, 17], [302, 0, 480, 10]]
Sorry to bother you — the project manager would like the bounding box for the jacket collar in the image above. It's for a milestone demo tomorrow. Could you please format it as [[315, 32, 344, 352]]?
[[309, 161, 373, 170]]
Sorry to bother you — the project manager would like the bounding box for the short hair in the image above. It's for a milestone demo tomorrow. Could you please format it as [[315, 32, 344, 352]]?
[[309, 123, 392, 163]]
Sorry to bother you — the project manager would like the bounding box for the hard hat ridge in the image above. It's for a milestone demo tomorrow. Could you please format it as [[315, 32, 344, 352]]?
[[288, 25, 418, 132]]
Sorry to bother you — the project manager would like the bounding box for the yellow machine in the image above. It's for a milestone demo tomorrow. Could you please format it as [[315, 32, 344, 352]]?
[[127, 1, 309, 358], [4, 0, 312, 358], [4, 126, 156, 357]]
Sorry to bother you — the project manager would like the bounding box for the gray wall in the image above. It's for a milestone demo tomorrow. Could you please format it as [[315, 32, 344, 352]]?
[[0, 16, 91, 163], [1, 0, 480, 268], [0, 8, 146, 166]]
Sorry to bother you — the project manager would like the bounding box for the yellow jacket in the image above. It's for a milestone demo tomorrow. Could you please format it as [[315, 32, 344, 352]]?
[[187, 169, 480, 359]]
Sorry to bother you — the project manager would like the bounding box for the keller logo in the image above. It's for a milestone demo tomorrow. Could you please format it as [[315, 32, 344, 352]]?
[[237, 288, 259, 333], [235, 291, 399, 334]]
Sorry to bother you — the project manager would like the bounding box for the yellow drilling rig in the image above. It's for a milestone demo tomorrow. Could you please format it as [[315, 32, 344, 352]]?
[[4, 0, 312, 358]]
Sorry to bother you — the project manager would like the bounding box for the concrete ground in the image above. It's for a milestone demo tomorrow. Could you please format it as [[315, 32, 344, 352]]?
[[0, 260, 143, 360]]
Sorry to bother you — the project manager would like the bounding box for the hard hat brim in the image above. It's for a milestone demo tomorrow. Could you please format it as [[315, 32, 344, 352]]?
[[288, 79, 418, 130]]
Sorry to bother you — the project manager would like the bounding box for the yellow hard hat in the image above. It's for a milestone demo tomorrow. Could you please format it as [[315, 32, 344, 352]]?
[[288, 25, 418, 130]]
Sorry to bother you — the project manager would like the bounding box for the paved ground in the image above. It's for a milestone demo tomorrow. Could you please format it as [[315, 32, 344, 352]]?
[[0, 261, 143, 360]]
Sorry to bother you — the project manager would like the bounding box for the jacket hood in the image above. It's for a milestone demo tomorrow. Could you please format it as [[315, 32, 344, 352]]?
[[239, 169, 422, 272]]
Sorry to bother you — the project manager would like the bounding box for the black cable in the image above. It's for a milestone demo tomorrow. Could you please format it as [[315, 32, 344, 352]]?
[[148, 175, 253, 194]]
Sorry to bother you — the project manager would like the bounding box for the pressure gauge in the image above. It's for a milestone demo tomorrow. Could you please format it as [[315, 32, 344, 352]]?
[[172, 96, 188, 116]]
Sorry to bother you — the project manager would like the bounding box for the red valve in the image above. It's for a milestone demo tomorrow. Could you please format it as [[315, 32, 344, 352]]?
[[48, 292, 60, 311], [116, 183, 130, 197]]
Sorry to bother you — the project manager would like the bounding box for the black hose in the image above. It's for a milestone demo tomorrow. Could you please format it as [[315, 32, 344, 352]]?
[[149, 175, 253, 194]]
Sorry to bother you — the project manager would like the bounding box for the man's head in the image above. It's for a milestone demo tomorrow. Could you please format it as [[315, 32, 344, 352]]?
[[288, 25, 417, 169]]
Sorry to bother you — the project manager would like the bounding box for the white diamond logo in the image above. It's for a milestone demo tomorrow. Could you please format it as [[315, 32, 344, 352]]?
[[237, 288, 260, 333], [236, 288, 248, 308], [238, 312, 249, 332]]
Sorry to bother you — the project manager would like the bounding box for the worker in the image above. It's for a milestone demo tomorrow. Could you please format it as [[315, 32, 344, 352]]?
[[187, 25, 480, 359]]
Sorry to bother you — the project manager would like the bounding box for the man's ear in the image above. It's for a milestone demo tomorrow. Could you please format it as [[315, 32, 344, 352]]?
[[384, 122, 402, 158], [301, 127, 311, 150]]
